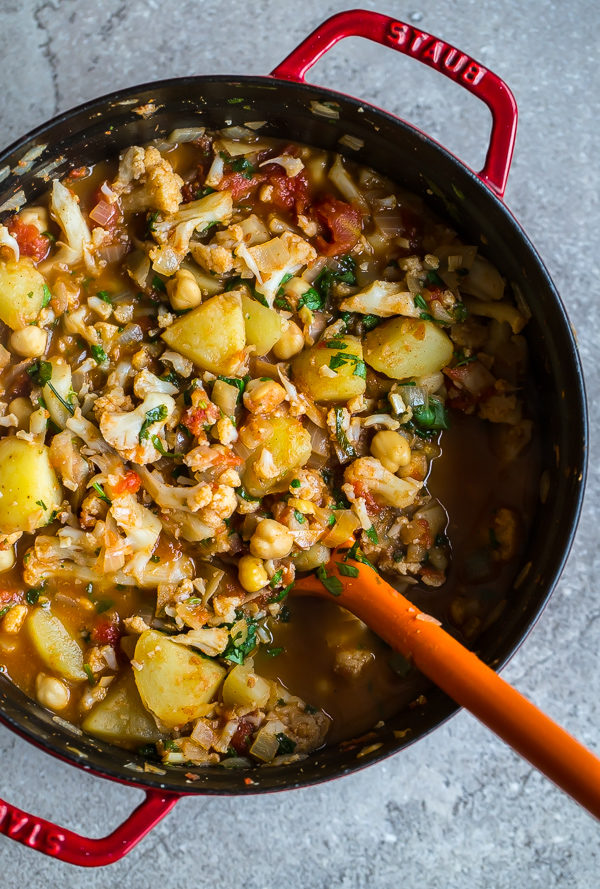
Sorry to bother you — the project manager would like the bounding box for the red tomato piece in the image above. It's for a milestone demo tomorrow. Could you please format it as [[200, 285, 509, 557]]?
[[260, 165, 310, 215], [113, 470, 141, 496], [182, 406, 209, 436], [312, 196, 362, 256], [8, 216, 51, 262], [217, 171, 264, 201], [91, 617, 121, 647]]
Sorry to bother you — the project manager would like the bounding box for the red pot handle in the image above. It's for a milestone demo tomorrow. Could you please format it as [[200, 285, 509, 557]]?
[[271, 9, 517, 197], [0, 787, 178, 866]]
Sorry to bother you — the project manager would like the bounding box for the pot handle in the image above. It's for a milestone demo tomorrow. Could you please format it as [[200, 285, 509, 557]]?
[[0, 787, 178, 866], [271, 9, 517, 197]]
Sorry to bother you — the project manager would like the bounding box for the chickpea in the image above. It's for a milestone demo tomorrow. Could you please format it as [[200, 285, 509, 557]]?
[[243, 379, 287, 414], [9, 326, 48, 358], [370, 430, 411, 473], [1, 603, 27, 633], [273, 320, 304, 360], [238, 554, 269, 593], [0, 548, 16, 574], [249, 519, 294, 560], [167, 269, 202, 311], [35, 674, 70, 711], [8, 396, 33, 430]]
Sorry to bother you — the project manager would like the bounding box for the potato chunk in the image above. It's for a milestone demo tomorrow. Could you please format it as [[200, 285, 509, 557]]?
[[133, 629, 226, 727], [241, 293, 281, 356], [83, 671, 161, 744], [242, 416, 312, 497], [0, 258, 46, 330], [364, 318, 453, 380], [222, 662, 271, 709], [0, 438, 62, 534], [292, 334, 366, 403], [27, 608, 86, 681], [161, 290, 246, 374]]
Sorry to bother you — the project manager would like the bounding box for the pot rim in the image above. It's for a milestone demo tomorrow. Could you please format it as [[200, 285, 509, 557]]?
[[0, 73, 588, 796]]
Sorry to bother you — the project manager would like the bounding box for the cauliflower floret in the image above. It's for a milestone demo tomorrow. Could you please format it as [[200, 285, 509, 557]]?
[[339, 281, 419, 318], [149, 191, 233, 272], [48, 429, 90, 493], [50, 179, 99, 273], [0, 224, 19, 261], [112, 146, 183, 214], [189, 241, 241, 276], [133, 369, 178, 399], [98, 392, 176, 464], [343, 457, 423, 508], [109, 493, 162, 580], [258, 154, 304, 177], [236, 231, 317, 306], [170, 627, 229, 657]]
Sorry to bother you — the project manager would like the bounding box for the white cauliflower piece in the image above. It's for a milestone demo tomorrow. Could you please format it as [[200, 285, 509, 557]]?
[[258, 154, 304, 177], [108, 493, 162, 581], [66, 409, 114, 455], [343, 457, 423, 508], [99, 392, 176, 464], [49, 429, 90, 492], [133, 369, 178, 399], [112, 145, 183, 214], [50, 180, 98, 273], [189, 241, 241, 276], [339, 281, 420, 318], [136, 466, 237, 530], [150, 191, 233, 273], [236, 231, 317, 306], [170, 627, 229, 657]]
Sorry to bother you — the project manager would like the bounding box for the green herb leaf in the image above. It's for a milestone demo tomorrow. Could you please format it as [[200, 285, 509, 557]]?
[[95, 599, 114, 614], [230, 156, 255, 179], [413, 293, 428, 311], [92, 482, 111, 504], [42, 230, 56, 243], [0, 605, 12, 620], [269, 581, 294, 604], [426, 269, 444, 287], [290, 478, 301, 488], [325, 339, 348, 350], [238, 487, 259, 502], [222, 618, 258, 665], [362, 314, 380, 331], [343, 541, 377, 571], [152, 274, 166, 293], [91, 344, 108, 364], [316, 564, 343, 597], [146, 210, 159, 236], [217, 375, 247, 401], [139, 404, 168, 441], [412, 396, 448, 431], [83, 664, 96, 686], [25, 587, 41, 605], [151, 435, 181, 459], [297, 287, 323, 312], [27, 360, 52, 386], [35, 499, 47, 511], [47, 381, 75, 415], [336, 562, 359, 578], [96, 290, 112, 304], [266, 647, 284, 657], [365, 526, 379, 544], [293, 509, 306, 524], [334, 407, 356, 459], [269, 569, 283, 589], [42, 284, 52, 308], [276, 732, 297, 754]]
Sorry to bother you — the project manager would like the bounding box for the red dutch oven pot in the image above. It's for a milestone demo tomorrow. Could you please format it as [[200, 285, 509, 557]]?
[[0, 10, 587, 866]]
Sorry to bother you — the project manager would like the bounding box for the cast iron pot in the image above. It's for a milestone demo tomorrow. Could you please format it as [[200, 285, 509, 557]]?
[[0, 10, 587, 866]]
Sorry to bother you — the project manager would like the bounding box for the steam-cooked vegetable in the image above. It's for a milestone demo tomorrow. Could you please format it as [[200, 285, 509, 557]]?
[[27, 608, 86, 681], [292, 335, 366, 403], [0, 259, 47, 329], [0, 438, 62, 534], [82, 671, 161, 744], [222, 662, 271, 709], [241, 293, 282, 356], [133, 629, 226, 727], [161, 290, 246, 374], [364, 318, 453, 380], [242, 416, 312, 497]]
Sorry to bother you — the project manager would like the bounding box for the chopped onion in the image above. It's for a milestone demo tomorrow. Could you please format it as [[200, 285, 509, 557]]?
[[321, 509, 361, 547], [205, 153, 225, 188], [89, 200, 116, 227], [362, 414, 400, 430], [307, 420, 329, 456], [373, 213, 405, 238], [310, 100, 340, 120], [167, 126, 206, 143], [249, 725, 280, 762], [126, 250, 150, 288], [328, 154, 368, 211], [117, 323, 143, 347], [302, 255, 327, 283], [99, 242, 127, 264], [337, 133, 364, 151]]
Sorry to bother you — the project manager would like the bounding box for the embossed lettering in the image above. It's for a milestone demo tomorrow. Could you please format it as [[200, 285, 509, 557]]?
[[422, 40, 446, 64], [7, 812, 29, 837], [386, 21, 410, 46], [44, 830, 65, 855], [410, 30, 431, 54], [462, 62, 485, 85], [443, 49, 468, 74], [25, 823, 41, 847]]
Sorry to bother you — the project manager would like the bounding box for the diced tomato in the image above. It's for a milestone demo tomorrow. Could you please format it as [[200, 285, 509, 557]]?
[[260, 164, 310, 215], [91, 617, 121, 647], [113, 470, 141, 496], [217, 171, 264, 201], [182, 406, 210, 436], [312, 196, 362, 256], [8, 216, 51, 262], [230, 719, 254, 754], [351, 481, 384, 516]]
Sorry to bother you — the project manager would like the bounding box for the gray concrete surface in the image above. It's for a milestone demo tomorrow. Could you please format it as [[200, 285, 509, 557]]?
[[0, 0, 598, 885]]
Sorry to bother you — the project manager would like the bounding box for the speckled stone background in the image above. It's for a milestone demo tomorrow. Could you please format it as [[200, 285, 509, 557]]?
[[0, 0, 598, 885]]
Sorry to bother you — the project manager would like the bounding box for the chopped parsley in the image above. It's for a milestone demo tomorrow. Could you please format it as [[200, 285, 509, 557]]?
[[413, 293, 428, 311], [25, 587, 42, 605], [365, 526, 379, 544], [412, 396, 448, 431], [146, 210, 159, 236], [342, 541, 377, 572], [238, 487, 259, 502], [290, 478, 301, 488], [27, 360, 52, 386], [269, 581, 294, 604], [337, 562, 359, 578], [276, 732, 297, 755], [92, 482, 111, 504], [91, 344, 108, 364], [83, 664, 96, 686], [314, 254, 357, 303], [35, 499, 47, 511], [139, 404, 168, 441], [95, 599, 114, 614], [362, 313, 380, 331], [316, 564, 343, 597], [41, 284, 52, 308], [334, 407, 356, 459], [293, 509, 306, 524], [222, 617, 258, 665], [217, 375, 247, 401], [269, 569, 283, 589], [151, 435, 181, 459], [230, 156, 256, 179], [151, 274, 167, 293], [426, 269, 444, 287], [297, 287, 323, 312], [328, 351, 366, 378]]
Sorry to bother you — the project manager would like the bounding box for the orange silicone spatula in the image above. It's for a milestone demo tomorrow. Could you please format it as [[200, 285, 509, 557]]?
[[294, 545, 600, 819]]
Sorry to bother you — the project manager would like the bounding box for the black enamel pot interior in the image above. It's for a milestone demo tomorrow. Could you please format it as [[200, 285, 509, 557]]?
[[0, 75, 587, 795]]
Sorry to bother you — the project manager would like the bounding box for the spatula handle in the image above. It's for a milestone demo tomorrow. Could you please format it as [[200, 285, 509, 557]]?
[[296, 561, 600, 818]]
